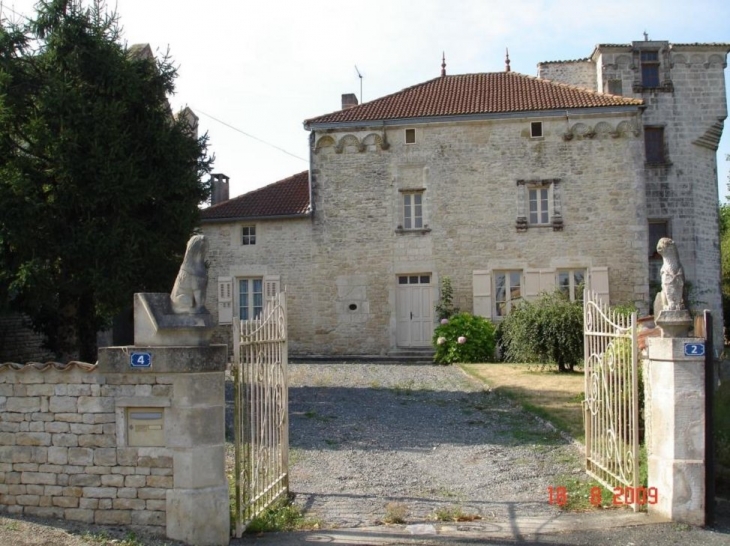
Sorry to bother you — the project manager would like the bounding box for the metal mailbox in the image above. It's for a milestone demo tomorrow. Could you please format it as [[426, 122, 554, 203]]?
[[127, 408, 165, 447]]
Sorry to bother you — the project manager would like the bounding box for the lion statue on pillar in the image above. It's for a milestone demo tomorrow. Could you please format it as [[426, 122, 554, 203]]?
[[170, 234, 209, 314]]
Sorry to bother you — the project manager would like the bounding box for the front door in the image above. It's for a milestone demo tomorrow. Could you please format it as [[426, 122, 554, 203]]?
[[396, 274, 433, 347]]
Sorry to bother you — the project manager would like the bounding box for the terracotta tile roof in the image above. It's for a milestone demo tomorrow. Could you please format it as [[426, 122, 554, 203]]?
[[304, 71, 642, 127], [200, 171, 310, 222]]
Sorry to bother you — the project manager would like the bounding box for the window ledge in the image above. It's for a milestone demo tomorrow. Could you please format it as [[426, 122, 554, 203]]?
[[645, 161, 673, 168], [633, 82, 674, 93], [395, 227, 432, 235]]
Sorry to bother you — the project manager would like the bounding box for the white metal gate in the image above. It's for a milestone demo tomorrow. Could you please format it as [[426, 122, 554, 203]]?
[[583, 291, 640, 510], [232, 291, 289, 537]]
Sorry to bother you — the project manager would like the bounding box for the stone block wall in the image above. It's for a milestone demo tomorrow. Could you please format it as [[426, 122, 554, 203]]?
[[0, 363, 172, 535], [0, 313, 57, 363]]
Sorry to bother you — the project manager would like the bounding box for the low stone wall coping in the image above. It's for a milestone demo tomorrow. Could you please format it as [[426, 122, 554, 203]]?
[[98, 346, 227, 374]]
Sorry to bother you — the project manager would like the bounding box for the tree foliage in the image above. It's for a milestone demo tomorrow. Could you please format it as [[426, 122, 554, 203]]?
[[434, 275, 459, 320], [0, 0, 213, 360], [497, 291, 583, 372], [721, 174, 730, 322]]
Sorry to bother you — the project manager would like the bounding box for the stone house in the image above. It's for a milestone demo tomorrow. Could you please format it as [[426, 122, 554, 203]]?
[[201, 38, 730, 356]]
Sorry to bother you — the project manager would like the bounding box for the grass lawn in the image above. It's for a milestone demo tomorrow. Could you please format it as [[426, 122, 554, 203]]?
[[460, 363, 586, 442]]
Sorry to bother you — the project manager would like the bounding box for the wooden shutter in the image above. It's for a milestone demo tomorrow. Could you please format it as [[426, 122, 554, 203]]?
[[472, 271, 492, 318], [217, 277, 233, 324], [590, 267, 610, 304], [539, 269, 555, 294], [264, 275, 280, 299], [524, 270, 542, 300], [524, 269, 555, 300]]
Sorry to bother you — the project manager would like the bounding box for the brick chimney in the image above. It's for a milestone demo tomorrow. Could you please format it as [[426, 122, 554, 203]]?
[[341, 93, 358, 110], [210, 173, 230, 206]]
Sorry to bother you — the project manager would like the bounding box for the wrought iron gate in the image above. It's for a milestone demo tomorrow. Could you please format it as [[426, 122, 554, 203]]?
[[232, 291, 289, 537], [583, 291, 640, 510]]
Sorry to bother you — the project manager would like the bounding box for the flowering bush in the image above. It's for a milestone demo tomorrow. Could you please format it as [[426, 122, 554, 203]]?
[[432, 312, 496, 365]]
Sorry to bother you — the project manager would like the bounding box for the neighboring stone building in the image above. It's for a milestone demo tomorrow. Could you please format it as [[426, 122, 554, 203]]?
[[202, 38, 730, 356]]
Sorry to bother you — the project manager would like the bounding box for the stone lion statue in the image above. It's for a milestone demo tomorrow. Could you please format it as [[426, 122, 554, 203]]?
[[170, 234, 209, 314], [653, 237, 685, 315]]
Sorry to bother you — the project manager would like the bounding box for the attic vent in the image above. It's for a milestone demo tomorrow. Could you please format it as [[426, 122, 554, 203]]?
[[530, 122, 543, 138]]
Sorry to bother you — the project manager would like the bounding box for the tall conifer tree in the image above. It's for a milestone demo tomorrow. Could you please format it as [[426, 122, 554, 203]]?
[[0, 0, 213, 360]]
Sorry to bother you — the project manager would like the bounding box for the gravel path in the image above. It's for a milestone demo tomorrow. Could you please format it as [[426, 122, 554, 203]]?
[[286, 361, 584, 529]]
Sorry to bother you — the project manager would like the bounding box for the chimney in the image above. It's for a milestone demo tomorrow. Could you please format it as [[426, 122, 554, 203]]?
[[210, 173, 230, 206], [341, 93, 358, 110]]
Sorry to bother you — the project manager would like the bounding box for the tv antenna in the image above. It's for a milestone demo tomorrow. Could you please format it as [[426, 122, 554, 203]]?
[[355, 65, 363, 103]]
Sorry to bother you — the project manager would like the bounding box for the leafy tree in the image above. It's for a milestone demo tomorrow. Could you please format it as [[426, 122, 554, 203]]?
[[497, 291, 583, 372], [0, 0, 212, 361], [722, 168, 730, 322]]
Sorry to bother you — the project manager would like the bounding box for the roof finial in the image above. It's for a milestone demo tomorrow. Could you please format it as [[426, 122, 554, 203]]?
[[505, 48, 511, 72], [643, 31, 649, 41], [441, 52, 446, 77]]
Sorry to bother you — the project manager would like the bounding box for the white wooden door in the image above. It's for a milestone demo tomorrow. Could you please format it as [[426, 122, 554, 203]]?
[[396, 274, 433, 347]]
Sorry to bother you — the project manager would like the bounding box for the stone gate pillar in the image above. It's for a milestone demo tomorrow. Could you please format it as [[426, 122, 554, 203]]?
[[98, 345, 229, 546], [646, 336, 706, 525]]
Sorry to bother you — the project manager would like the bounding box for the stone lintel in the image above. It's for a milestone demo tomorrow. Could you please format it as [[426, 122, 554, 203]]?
[[97, 346, 227, 374]]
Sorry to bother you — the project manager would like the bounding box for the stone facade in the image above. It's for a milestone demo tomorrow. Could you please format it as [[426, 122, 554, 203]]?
[[0, 364, 171, 534], [540, 41, 729, 344], [204, 218, 315, 356], [202, 39, 728, 357]]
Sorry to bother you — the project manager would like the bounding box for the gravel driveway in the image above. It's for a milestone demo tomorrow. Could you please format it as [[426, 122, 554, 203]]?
[[286, 361, 584, 529]]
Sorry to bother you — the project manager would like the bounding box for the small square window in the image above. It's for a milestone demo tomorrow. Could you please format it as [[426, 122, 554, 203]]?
[[607, 79, 623, 95], [419, 275, 430, 284], [242, 225, 256, 245], [530, 122, 543, 138], [405, 129, 416, 144]]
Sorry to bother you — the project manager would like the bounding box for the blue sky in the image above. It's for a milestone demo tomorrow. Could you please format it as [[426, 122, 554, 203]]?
[[3, 0, 730, 200]]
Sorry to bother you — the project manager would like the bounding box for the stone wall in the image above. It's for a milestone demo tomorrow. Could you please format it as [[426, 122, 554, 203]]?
[[0, 363, 172, 535], [539, 42, 728, 344], [303, 110, 649, 355], [537, 60, 597, 90], [202, 217, 316, 357], [0, 313, 56, 363]]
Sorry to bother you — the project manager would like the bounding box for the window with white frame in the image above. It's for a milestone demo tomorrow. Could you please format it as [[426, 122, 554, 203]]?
[[557, 269, 586, 302], [402, 191, 424, 229], [241, 225, 256, 245], [528, 187, 550, 225], [495, 271, 522, 317], [516, 179, 561, 231], [530, 121, 543, 138], [239, 278, 263, 320]]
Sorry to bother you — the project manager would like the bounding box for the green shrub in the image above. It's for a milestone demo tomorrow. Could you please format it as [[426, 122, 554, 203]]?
[[498, 291, 583, 372], [432, 313, 496, 365], [435, 276, 460, 320]]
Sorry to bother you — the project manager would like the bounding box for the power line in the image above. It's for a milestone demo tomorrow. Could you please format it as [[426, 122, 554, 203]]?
[[192, 107, 308, 163]]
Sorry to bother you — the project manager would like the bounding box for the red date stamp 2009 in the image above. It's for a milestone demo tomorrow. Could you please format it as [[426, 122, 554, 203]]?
[[548, 486, 659, 507]]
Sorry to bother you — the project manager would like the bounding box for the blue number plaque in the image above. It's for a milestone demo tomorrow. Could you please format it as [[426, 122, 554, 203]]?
[[683, 343, 705, 357], [130, 352, 152, 368]]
